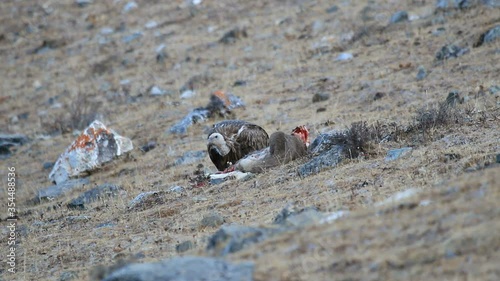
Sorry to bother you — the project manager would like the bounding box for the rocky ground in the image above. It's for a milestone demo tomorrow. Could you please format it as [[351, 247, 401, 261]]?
[[1, 0, 499, 280]]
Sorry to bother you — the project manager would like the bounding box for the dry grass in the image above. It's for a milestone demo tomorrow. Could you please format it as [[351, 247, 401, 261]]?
[[1, 0, 499, 280]]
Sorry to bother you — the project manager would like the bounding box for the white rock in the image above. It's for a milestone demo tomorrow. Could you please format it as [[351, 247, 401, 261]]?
[[180, 90, 196, 99], [49, 120, 133, 184], [145, 20, 158, 29], [335, 53, 353, 61], [150, 86, 166, 96], [123, 1, 138, 12]]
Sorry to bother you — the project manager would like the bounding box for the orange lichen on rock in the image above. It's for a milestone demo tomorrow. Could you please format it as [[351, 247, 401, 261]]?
[[213, 90, 231, 107]]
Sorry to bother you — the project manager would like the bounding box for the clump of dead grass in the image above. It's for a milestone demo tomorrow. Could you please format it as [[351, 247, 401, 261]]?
[[42, 92, 102, 134]]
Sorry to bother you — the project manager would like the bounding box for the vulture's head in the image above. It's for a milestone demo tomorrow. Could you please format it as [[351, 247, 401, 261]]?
[[207, 132, 231, 156], [292, 125, 310, 147]]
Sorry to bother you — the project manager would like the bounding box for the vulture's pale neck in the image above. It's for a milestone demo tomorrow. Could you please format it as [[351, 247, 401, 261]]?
[[208, 133, 231, 156]]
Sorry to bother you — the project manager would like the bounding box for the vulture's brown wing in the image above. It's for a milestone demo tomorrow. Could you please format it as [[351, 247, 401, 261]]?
[[235, 124, 269, 157]]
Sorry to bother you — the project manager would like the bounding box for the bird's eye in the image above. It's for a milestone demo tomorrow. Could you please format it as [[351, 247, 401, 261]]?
[[215, 135, 219, 138]]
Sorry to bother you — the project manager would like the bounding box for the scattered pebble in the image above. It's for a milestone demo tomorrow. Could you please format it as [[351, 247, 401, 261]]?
[[122, 32, 143, 43], [176, 241, 194, 253], [475, 25, 500, 47], [312, 92, 330, 103], [174, 150, 206, 166], [36, 178, 90, 203], [416, 65, 427, 81], [385, 147, 413, 162], [42, 162, 54, 170], [207, 224, 277, 256], [140, 141, 156, 152], [145, 21, 158, 29], [389, 11, 409, 24], [200, 213, 225, 228], [169, 186, 184, 193], [219, 28, 247, 44], [150, 86, 167, 96], [75, 0, 92, 7], [0, 133, 29, 159], [325, 5, 339, 13], [335, 52, 353, 61], [100, 27, 114, 35], [123, 1, 138, 13], [180, 90, 196, 99], [435, 44, 469, 61], [67, 183, 124, 209]]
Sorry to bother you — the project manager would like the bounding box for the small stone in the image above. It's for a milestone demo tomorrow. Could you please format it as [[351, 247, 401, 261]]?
[[312, 92, 330, 103], [123, 1, 138, 13], [169, 185, 184, 193], [385, 147, 413, 162], [416, 66, 427, 81], [122, 32, 142, 43], [219, 28, 247, 44], [180, 90, 196, 99], [200, 213, 225, 228], [489, 85, 500, 95], [49, 120, 133, 185], [192, 196, 208, 203], [435, 44, 469, 61], [174, 150, 206, 166], [150, 86, 167, 96], [273, 206, 324, 227], [207, 224, 278, 256], [67, 183, 123, 209], [100, 27, 114, 35], [75, 0, 92, 7], [43, 162, 54, 170], [335, 52, 353, 61], [475, 25, 500, 47], [233, 80, 247, 87], [128, 191, 164, 210], [436, 0, 448, 8], [60, 270, 79, 281], [140, 141, 156, 152], [0, 133, 29, 159], [389, 11, 409, 24], [176, 241, 194, 253], [326, 5, 339, 13], [37, 178, 90, 203], [101, 256, 254, 281], [145, 21, 158, 29]]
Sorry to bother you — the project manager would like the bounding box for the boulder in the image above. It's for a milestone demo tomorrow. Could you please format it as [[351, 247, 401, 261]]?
[[49, 120, 133, 184]]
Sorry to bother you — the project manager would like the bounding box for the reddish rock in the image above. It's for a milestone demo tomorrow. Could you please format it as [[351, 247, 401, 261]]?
[[49, 120, 133, 184]]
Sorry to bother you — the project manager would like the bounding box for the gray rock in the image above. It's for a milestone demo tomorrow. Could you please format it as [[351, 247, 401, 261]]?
[[475, 25, 500, 47], [436, 0, 449, 8], [0, 133, 29, 159], [174, 150, 206, 166], [299, 145, 343, 177], [312, 92, 330, 103], [149, 86, 167, 96], [176, 241, 194, 253], [75, 0, 92, 7], [219, 28, 247, 44], [43, 162, 55, 170], [389, 11, 409, 24], [169, 108, 211, 134], [416, 65, 427, 81], [435, 44, 469, 61], [37, 178, 90, 203], [326, 5, 339, 13], [169, 185, 184, 193], [335, 52, 353, 61], [140, 141, 156, 153], [68, 183, 123, 209], [385, 147, 413, 162], [128, 191, 164, 210], [123, 1, 138, 13], [496, 154, 500, 164], [122, 32, 142, 43], [489, 85, 500, 95], [60, 270, 79, 281], [207, 224, 278, 256], [101, 256, 253, 281], [200, 213, 225, 228], [273, 206, 324, 227]]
